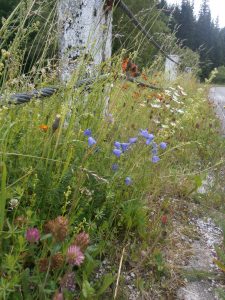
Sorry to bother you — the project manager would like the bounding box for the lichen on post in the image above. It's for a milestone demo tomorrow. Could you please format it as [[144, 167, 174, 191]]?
[[57, 0, 113, 82]]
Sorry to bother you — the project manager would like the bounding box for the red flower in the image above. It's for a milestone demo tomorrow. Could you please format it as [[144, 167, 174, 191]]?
[[161, 215, 168, 225]]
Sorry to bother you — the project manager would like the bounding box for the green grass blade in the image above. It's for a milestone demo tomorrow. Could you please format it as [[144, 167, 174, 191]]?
[[0, 162, 7, 235]]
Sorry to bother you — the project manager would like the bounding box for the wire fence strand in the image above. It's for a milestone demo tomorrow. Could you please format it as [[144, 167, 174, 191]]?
[[116, 0, 179, 65]]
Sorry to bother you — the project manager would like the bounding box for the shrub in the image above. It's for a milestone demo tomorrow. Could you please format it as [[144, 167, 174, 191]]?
[[212, 66, 225, 84]]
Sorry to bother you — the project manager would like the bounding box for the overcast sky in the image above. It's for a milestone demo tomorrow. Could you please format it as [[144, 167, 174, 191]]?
[[166, 0, 225, 28]]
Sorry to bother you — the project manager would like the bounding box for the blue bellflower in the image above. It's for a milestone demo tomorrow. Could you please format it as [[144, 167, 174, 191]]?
[[152, 156, 160, 163], [88, 136, 97, 147], [114, 141, 121, 149], [152, 142, 158, 155], [129, 137, 138, 144], [84, 129, 92, 136], [140, 129, 149, 139], [112, 163, 119, 171], [152, 148, 158, 155], [152, 142, 158, 149], [146, 136, 154, 145], [147, 133, 154, 142], [140, 129, 154, 141], [125, 177, 132, 186], [121, 143, 130, 152], [113, 149, 122, 157], [160, 142, 167, 150]]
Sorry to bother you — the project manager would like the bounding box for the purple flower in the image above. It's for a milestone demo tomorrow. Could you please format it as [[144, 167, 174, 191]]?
[[147, 133, 154, 141], [129, 137, 138, 144], [140, 129, 149, 139], [112, 163, 119, 171], [121, 143, 130, 152], [114, 141, 121, 149], [67, 245, 85, 266], [113, 149, 122, 157], [160, 142, 167, 150], [146, 139, 152, 145], [152, 142, 158, 155], [140, 129, 154, 141], [152, 156, 160, 163], [152, 148, 158, 155], [125, 177, 132, 186], [88, 137, 96, 147], [25, 228, 40, 243], [152, 142, 158, 149], [84, 129, 92, 136]]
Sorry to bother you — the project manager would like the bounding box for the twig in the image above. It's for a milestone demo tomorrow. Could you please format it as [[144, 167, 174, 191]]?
[[114, 246, 126, 299], [127, 77, 161, 90]]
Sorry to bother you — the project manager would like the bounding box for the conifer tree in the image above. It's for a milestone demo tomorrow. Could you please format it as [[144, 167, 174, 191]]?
[[176, 0, 196, 49], [167, 0, 225, 79], [0, 0, 20, 26]]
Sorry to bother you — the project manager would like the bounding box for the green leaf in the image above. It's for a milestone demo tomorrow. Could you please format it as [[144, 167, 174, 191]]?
[[40, 233, 52, 241], [96, 273, 115, 296], [194, 175, 202, 189], [0, 162, 7, 235], [21, 269, 32, 300], [213, 259, 225, 272], [82, 280, 95, 299], [83, 253, 99, 277]]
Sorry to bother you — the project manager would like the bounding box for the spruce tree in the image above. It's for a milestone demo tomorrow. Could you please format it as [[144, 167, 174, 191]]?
[[177, 0, 195, 49], [0, 0, 20, 26]]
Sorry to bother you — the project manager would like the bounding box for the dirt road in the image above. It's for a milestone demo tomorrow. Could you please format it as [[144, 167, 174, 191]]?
[[176, 86, 225, 300], [209, 87, 225, 133]]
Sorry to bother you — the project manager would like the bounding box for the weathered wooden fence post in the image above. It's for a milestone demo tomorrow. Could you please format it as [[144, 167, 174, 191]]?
[[165, 55, 179, 81], [57, 0, 112, 82]]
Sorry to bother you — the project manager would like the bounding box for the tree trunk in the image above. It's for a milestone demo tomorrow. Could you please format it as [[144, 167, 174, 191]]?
[[58, 0, 112, 82]]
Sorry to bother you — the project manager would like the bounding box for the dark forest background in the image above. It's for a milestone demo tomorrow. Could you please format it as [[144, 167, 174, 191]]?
[[159, 0, 225, 80], [0, 0, 225, 81]]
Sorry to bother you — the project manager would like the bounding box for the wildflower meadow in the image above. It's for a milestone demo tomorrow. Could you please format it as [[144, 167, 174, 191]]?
[[1, 68, 224, 298]]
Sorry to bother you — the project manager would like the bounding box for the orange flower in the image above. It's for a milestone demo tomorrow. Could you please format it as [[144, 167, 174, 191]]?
[[121, 83, 129, 90], [156, 94, 164, 101], [141, 73, 148, 81], [132, 91, 141, 99], [39, 124, 48, 132], [122, 58, 129, 72]]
